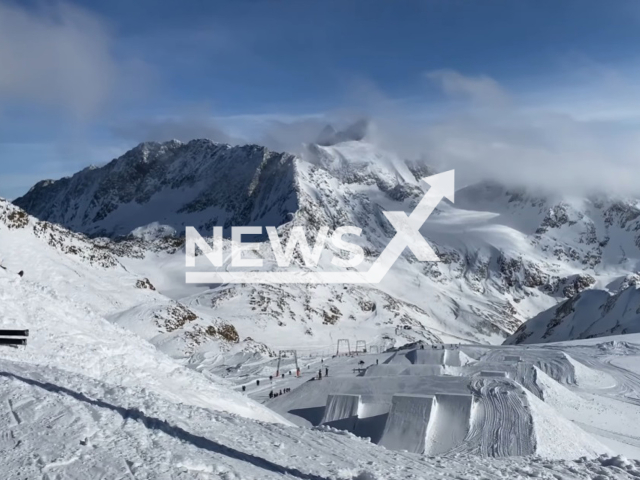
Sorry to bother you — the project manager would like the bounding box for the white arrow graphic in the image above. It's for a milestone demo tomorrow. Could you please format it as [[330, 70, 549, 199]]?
[[186, 170, 454, 285], [366, 169, 454, 283]]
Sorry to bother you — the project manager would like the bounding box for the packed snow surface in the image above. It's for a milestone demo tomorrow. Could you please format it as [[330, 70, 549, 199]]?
[[263, 344, 633, 460]]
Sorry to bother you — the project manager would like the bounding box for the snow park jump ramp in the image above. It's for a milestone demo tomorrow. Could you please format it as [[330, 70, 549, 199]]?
[[378, 394, 435, 453], [267, 347, 609, 458], [387, 348, 473, 367], [378, 393, 474, 455], [320, 393, 360, 431], [424, 393, 474, 455]]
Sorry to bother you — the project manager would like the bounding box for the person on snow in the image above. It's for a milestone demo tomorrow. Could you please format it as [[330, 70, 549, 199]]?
[[269, 390, 273, 399], [318, 370, 322, 380], [325, 367, 328, 376]]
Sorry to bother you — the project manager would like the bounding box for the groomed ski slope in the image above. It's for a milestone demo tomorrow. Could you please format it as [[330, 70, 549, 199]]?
[[1, 268, 640, 478], [2, 358, 640, 480], [2, 273, 639, 478]]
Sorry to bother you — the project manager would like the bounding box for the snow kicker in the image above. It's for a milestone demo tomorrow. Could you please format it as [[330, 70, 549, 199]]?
[[270, 346, 608, 458]]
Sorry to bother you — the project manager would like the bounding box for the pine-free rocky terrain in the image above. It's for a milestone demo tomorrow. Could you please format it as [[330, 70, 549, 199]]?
[[3, 134, 640, 478]]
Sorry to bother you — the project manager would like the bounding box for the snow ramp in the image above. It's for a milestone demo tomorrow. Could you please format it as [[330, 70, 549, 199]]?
[[379, 395, 435, 453], [402, 348, 467, 366], [321, 394, 361, 431], [364, 365, 444, 377], [424, 394, 474, 455], [378, 393, 474, 455]]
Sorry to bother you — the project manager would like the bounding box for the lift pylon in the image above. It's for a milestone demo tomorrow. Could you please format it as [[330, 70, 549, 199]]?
[[336, 339, 351, 356], [276, 350, 300, 377]]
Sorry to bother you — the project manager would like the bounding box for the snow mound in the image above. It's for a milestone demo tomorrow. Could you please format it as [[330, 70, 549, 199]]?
[[526, 389, 612, 459], [567, 355, 617, 389]]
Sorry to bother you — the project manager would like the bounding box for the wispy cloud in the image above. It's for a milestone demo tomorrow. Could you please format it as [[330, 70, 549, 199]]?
[[0, 1, 149, 118], [353, 67, 640, 196], [425, 69, 511, 107]]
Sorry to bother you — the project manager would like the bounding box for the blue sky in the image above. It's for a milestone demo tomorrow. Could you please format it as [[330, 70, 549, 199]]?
[[1, 0, 640, 198]]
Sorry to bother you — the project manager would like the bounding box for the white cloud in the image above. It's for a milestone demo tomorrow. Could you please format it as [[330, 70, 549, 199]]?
[[425, 69, 511, 107], [359, 68, 640, 196], [110, 114, 243, 146], [0, 1, 144, 117]]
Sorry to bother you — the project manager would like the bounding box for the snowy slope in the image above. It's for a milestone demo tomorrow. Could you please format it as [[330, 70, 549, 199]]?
[[505, 278, 640, 345], [251, 338, 640, 461], [2, 264, 637, 477], [3, 358, 639, 480], [0, 199, 250, 358], [0, 267, 285, 423]]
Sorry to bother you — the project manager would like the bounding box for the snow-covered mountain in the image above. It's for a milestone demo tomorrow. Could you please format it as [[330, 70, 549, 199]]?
[[6, 138, 640, 477], [12, 138, 640, 348], [14, 140, 298, 238], [505, 275, 640, 345], [0, 199, 257, 358]]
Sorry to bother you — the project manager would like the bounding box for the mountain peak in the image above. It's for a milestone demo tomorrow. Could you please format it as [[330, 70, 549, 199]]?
[[316, 118, 370, 146]]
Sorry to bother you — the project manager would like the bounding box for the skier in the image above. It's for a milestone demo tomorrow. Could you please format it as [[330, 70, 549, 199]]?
[[325, 367, 328, 376], [318, 369, 322, 380], [242, 385, 246, 392], [269, 375, 273, 381], [376, 359, 379, 365], [256, 379, 260, 387], [17, 270, 23, 277], [269, 390, 273, 399]]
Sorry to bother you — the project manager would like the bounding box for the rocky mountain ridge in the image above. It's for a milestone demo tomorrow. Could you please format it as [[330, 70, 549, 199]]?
[[10, 138, 640, 347]]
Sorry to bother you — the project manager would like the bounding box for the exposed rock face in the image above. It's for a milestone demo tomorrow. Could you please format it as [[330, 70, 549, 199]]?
[[14, 140, 299, 238]]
